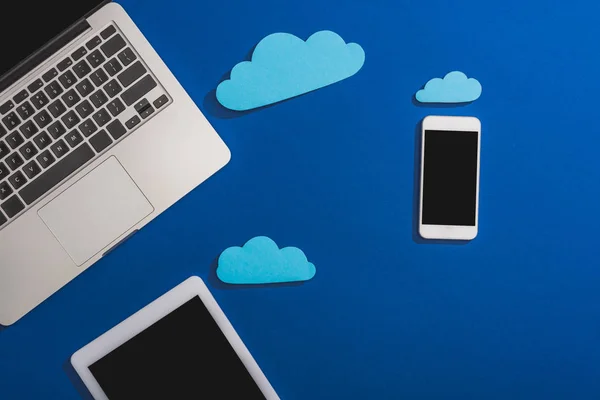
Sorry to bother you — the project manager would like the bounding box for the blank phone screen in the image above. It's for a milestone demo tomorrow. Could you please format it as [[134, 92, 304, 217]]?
[[88, 296, 266, 400], [422, 130, 479, 226]]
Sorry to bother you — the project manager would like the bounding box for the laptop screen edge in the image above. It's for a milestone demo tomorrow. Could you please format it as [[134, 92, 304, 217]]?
[[0, 0, 112, 94]]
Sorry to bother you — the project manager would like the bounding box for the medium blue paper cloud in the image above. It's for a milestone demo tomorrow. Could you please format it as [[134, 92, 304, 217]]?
[[217, 236, 316, 285], [216, 31, 365, 111], [416, 71, 482, 103]]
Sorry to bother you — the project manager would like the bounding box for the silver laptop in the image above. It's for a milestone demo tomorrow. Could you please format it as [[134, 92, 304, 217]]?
[[0, 1, 231, 325]]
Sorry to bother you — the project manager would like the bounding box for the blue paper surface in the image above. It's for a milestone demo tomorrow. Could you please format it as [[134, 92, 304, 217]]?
[[6, 0, 600, 399], [416, 71, 482, 103], [216, 31, 365, 111], [217, 236, 316, 284]]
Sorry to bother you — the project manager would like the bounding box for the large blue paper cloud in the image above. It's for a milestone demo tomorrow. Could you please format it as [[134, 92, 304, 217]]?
[[416, 71, 482, 104], [216, 31, 365, 111], [217, 236, 316, 285]]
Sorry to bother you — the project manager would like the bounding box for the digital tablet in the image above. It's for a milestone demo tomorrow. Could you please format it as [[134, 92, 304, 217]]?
[[71, 276, 279, 400]]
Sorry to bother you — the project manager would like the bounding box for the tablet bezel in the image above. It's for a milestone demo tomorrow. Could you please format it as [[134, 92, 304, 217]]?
[[71, 276, 280, 400]]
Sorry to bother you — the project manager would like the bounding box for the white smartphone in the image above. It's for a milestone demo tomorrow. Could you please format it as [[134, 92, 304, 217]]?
[[419, 115, 481, 240]]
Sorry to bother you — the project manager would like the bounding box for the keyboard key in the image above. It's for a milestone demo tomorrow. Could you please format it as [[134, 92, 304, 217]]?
[[44, 81, 63, 99], [101, 34, 126, 58], [50, 139, 68, 158], [87, 36, 102, 49], [121, 75, 157, 106], [90, 69, 108, 86], [33, 110, 52, 129], [107, 98, 125, 117], [118, 61, 146, 88], [6, 131, 24, 149], [33, 131, 51, 150], [90, 90, 108, 108], [90, 129, 113, 152], [75, 100, 94, 119], [104, 58, 123, 77], [20, 143, 95, 205], [75, 78, 94, 97], [2, 114, 19, 134], [48, 99, 67, 118], [134, 99, 149, 112], [0, 141, 9, 159], [92, 109, 111, 127], [79, 119, 97, 137], [27, 79, 44, 93], [23, 160, 42, 179], [16, 101, 35, 120], [2, 195, 24, 217], [73, 60, 91, 78], [135, 99, 154, 119], [153, 94, 169, 109], [72, 47, 87, 61], [58, 70, 77, 89], [0, 211, 6, 226], [6, 153, 24, 170], [0, 180, 12, 200], [2, 112, 20, 130], [100, 25, 116, 39], [106, 119, 126, 140], [0, 162, 9, 181], [0, 125, 6, 138], [61, 110, 80, 129], [19, 142, 38, 160], [0, 100, 14, 115], [42, 68, 58, 82], [87, 50, 106, 68], [103, 80, 122, 97], [32, 91, 49, 109], [61, 89, 81, 108], [118, 48, 137, 67], [36, 150, 55, 169], [48, 121, 66, 139], [19, 120, 38, 139], [8, 171, 27, 190], [140, 105, 154, 119], [13, 90, 29, 104], [125, 115, 140, 129], [65, 130, 83, 148], [57, 57, 73, 72]]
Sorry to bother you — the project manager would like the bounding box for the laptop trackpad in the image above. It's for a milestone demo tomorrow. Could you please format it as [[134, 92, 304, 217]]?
[[39, 157, 154, 266]]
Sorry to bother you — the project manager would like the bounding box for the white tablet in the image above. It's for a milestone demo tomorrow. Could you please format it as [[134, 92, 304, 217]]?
[[71, 276, 279, 400]]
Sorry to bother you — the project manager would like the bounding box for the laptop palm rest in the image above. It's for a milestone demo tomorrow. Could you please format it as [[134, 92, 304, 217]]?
[[38, 156, 154, 266]]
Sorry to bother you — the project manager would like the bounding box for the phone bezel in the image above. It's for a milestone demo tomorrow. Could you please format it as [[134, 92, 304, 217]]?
[[419, 115, 481, 241]]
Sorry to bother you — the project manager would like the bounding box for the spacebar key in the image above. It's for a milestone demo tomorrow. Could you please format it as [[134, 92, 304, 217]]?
[[121, 75, 157, 106], [19, 144, 95, 205]]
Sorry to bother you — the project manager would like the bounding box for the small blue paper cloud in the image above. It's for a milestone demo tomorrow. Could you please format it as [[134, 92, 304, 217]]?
[[216, 31, 365, 111], [217, 236, 316, 285], [416, 71, 482, 104]]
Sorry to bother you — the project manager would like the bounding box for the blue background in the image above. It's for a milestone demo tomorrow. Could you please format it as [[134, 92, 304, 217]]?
[[1, 0, 600, 398]]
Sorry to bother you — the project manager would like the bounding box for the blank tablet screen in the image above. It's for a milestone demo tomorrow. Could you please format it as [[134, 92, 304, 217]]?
[[89, 296, 266, 399]]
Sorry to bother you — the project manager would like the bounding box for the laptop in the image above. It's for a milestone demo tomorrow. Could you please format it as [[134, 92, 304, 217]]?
[[0, 1, 231, 325]]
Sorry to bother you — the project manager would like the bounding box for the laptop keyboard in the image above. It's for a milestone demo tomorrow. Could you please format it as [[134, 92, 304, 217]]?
[[0, 23, 171, 229]]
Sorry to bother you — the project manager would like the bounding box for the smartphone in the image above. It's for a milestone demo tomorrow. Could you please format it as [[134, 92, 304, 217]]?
[[419, 116, 481, 240]]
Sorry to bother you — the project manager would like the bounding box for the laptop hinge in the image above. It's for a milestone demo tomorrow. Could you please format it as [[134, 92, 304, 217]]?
[[0, 0, 112, 94]]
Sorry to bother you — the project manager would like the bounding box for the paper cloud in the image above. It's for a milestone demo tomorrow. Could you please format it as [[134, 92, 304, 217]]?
[[216, 31, 365, 111], [217, 236, 316, 285], [416, 71, 482, 104]]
